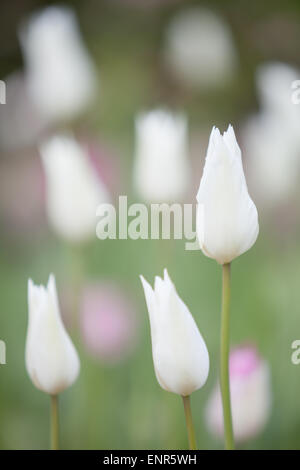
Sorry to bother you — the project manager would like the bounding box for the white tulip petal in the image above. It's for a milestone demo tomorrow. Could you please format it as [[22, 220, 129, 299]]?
[[133, 109, 190, 203], [26, 274, 80, 395], [196, 125, 259, 264], [19, 6, 97, 122], [140, 269, 209, 396], [40, 134, 110, 243]]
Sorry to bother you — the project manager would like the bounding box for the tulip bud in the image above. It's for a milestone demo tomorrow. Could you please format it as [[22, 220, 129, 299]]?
[[196, 125, 259, 264], [133, 109, 190, 203], [206, 346, 271, 442], [40, 134, 110, 243], [140, 269, 209, 396], [26, 274, 80, 394]]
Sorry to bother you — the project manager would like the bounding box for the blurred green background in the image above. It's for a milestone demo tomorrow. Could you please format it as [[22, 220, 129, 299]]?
[[0, 0, 300, 450]]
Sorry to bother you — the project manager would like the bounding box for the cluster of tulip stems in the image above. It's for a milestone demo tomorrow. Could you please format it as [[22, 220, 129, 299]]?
[[26, 125, 259, 450]]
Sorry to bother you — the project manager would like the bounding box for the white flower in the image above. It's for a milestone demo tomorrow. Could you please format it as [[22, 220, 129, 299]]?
[[0, 71, 48, 152], [19, 6, 97, 122], [133, 109, 190, 203], [140, 269, 209, 396], [242, 62, 300, 206], [256, 62, 300, 121], [26, 274, 80, 395], [196, 125, 259, 264], [40, 134, 110, 243], [206, 346, 271, 442], [243, 113, 300, 204], [164, 8, 237, 89]]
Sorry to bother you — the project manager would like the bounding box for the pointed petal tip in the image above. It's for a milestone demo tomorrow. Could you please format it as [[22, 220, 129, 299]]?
[[210, 125, 219, 136], [225, 123, 235, 135], [28, 278, 35, 293], [47, 273, 56, 291], [163, 268, 172, 283], [48, 272, 55, 284], [140, 274, 153, 290], [209, 126, 222, 146], [226, 123, 239, 141]]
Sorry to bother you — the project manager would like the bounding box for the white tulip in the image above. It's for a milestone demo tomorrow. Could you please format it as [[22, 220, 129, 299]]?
[[164, 8, 237, 89], [133, 109, 190, 203], [26, 274, 80, 394], [243, 113, 300, 205], [0, 71, 48, 152], [140, 269, 209, 396], [40, 134, 110, 243], [256, 62, 300, 122], [19, 6, 97, 122], [196, 125, 259, 264], [243, 63, 300, 206], [206, 346, 271, 442]]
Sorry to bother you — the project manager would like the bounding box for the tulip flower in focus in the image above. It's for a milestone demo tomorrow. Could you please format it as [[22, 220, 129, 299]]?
[[80, 282, 139, 363], [140, 269, 209, 396], [26, 274, 80, 395], [164, 8, 237, 89], [19, 6, 97, 123], [133, 109, 190, 203], [206, 346, 271, 443], [40, 134, 110, 243], [196, 125, 259, 265]]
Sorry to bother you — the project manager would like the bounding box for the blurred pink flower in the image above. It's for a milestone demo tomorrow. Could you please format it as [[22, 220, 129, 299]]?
[[80, 282, 139, 363], [206, 345, 271, 443], [80, 137, 122, 197]]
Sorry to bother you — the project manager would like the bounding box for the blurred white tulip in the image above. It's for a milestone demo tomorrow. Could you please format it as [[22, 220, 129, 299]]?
[[0, 72, 48, 152], [164, 8, 237, 89], [243, 113, 300, 204], [133, 109, 190, 202], [40, 134, 110, 243], [26, 274, 80, 395], [19, 6, 97, 122], [196, 125, 259, 264], [243, 62, 300, 206], [206, 346, 271, 443], [140, 269, 209, 396], [256, 62, 300, 121]]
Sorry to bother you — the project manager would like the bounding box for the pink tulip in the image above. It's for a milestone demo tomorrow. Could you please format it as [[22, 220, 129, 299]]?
[[80, 282, 139, 363], [206, 345, 271, 443]]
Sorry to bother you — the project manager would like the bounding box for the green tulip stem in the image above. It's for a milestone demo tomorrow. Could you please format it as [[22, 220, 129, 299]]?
[[50, 394, 59, 450], [220, 262, 235, 450], [182, 395, 197, 450]]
